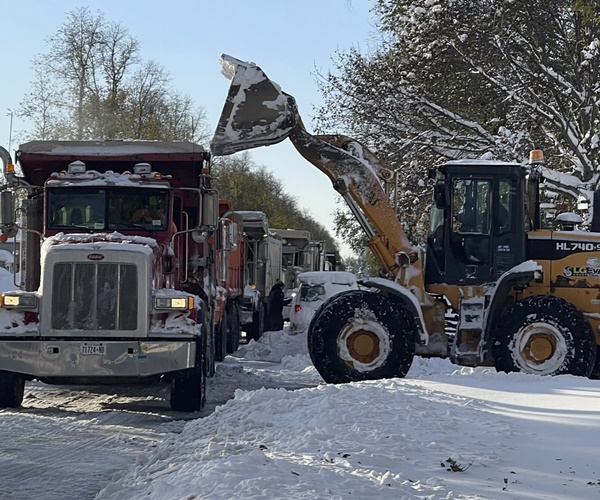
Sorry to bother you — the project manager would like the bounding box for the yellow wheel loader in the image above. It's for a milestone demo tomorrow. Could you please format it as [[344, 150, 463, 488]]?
[[211, 55, 600, 382]]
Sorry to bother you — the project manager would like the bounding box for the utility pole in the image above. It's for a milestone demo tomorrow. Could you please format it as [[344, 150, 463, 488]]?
[[7, 110, 13, 153]]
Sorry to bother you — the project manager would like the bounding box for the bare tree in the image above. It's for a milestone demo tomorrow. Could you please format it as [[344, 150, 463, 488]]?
[[18, 7, 207, 144]]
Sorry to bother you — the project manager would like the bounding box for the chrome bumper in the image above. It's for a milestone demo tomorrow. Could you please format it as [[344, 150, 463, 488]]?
[[0, 340, 197, 377]]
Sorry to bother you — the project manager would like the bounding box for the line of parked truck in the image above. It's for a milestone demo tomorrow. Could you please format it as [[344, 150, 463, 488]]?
[[0, 140, 335, 411]]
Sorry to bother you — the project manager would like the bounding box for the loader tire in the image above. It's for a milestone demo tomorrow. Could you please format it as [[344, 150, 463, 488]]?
[[492, 296, 596, 377], [307, 290, 415, 384], [0, 370, 25, 408]]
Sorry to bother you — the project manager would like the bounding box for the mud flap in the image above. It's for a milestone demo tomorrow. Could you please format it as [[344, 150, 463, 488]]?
[[211, 54, 297, 156]]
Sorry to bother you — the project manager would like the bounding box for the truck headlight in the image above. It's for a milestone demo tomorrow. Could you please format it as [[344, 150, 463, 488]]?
[[0, 293, 38, 309], [154, 296, 194, 310]]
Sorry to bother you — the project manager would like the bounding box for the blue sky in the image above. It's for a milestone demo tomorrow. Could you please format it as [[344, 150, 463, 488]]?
[[1, 0, 378, 258]]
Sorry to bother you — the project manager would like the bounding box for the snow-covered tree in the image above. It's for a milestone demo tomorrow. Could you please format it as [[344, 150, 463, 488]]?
[[317, 0, 600, 243]]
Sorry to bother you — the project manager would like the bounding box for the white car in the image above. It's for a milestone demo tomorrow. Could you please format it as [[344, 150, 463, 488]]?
[[288, 271, 359, 333]]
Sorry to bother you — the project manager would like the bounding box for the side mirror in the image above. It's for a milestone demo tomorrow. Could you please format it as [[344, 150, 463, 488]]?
[[221, 220, 238, 251], [0, 191, 15, 225], [201, 190, 219, 228], [434, 183, 450, 209]]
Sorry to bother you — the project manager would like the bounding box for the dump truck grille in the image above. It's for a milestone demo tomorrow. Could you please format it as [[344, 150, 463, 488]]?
[[51, 262, 138, 331]]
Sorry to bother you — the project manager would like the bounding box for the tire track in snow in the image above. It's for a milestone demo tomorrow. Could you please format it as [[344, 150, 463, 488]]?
[[0, 354, 321, 499]]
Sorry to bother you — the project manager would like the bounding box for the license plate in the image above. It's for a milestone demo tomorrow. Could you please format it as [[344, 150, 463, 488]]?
[[80, 343, 106, 356]]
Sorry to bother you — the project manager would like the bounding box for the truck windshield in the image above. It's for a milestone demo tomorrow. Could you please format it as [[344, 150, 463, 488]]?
[[47, 188, 169, 232]]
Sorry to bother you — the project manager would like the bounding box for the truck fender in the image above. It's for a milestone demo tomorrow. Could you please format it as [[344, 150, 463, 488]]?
[[482, 260, 542, 348], [358, 277, 428, 345]]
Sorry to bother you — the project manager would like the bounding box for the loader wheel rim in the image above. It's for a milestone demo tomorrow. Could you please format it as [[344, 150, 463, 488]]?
[[346, 330, 380, 364], [337, 320, 391, 372], [513, 322, 566, 374]]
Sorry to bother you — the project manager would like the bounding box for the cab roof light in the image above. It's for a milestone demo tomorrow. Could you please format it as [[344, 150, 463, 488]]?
[[67, 160, 87, 174], [529, 150, 544, 164], [134, 163, 152, 175]]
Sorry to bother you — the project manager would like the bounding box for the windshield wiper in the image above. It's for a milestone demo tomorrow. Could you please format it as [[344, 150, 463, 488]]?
[[50, 224, 93, 233], [109, 222, 154, 232]]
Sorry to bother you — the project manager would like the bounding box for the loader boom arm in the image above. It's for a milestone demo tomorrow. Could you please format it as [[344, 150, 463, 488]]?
[[211, 55, 429, 302]]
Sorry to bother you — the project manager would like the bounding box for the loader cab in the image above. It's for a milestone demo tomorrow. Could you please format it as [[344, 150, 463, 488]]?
[[425, 161, 527, 285]]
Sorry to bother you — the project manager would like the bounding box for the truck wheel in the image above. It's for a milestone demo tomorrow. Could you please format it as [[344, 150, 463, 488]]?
[[226, 304, 240, 353], [492, 296, 596, 376], [0, 370, 25, 408], [170, 366, 205, 411], [170, 339, 206, 411], [247, 306, 263, 342], [307, 290, 415, 383]]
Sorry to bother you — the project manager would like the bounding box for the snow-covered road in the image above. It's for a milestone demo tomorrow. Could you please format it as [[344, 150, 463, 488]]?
[[0, 332, 316, 499], [1, 329, 600, 500]]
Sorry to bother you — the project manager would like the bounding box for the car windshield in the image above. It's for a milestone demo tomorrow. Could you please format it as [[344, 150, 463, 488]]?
[[300, 284, 326, 302], [47, 187, 169, 232]]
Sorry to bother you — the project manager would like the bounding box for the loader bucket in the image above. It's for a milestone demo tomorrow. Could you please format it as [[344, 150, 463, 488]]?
[[210, 54, 297, 156]]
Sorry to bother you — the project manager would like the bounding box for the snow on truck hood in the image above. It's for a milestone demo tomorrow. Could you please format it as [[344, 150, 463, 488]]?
[[41, 232, 157, 255]]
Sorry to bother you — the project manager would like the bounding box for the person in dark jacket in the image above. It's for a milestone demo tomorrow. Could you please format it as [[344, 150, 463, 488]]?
[[267, 280, 285, 331]]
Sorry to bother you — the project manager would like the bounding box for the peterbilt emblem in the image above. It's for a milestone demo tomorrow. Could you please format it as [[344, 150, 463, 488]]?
[[87, 253, 105, 261]]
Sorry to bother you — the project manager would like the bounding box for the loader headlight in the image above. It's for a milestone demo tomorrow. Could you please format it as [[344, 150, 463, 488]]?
[[0, 293, 38, 309], [154, 296, 194, 310]]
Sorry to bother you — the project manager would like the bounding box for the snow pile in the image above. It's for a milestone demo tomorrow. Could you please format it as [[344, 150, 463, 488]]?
[[234, 328, 310, 362], [95, 331, 600, 500]]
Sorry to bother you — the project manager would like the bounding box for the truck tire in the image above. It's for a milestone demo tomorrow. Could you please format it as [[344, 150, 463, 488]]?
[[492, 296, 596, 377], [307, 290, 415, 384], [201, 308, 216, 377], [170, 366, 205, 411], [215, 310, 227, 362], [247, 304, 264, 342], [170, 340, 206, 412], [0, 370, 25, 408], [226, 303, 241, 354]]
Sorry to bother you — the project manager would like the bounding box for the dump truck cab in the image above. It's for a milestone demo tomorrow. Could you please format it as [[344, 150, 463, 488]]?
[[0, 140, 221, 411]]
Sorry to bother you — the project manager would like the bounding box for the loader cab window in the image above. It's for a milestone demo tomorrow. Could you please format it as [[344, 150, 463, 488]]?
[[452, 179, 491, 234], [497, 179, 514, 234], [450, 178, 492, 267], [427, 202, 446, 271]]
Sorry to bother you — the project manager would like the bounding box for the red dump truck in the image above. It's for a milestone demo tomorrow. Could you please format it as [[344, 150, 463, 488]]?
[[0, 140, 243, 411]]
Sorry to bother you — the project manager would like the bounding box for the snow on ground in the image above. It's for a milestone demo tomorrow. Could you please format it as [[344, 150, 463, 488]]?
[[0, 308, 599, 499], [94, 330, 600, 500]]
